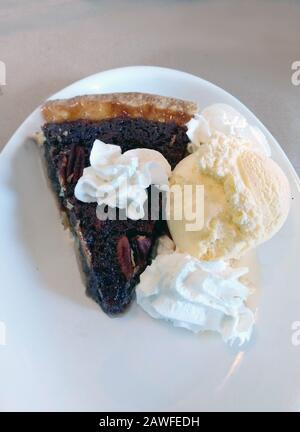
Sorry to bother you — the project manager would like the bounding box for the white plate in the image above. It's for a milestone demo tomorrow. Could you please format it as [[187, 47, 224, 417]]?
[[0, 66, 300, 412]]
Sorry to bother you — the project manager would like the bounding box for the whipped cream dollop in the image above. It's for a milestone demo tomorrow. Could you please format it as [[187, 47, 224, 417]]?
[[136, 247, 254, 345], [186, 103, 271, 157], [75, 139, 171, 220]]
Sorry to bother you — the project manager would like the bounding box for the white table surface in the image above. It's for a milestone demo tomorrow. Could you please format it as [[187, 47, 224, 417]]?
[[0, 0, 299, 174]]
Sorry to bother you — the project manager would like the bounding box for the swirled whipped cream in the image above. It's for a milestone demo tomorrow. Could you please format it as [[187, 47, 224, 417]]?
[[186, 103, 271, 157], [136, 246, 254, 345], [75, 139, 171, 220]]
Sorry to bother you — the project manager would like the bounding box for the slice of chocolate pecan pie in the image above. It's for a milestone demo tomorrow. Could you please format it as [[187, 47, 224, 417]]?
[[38, 92, 198, 315]]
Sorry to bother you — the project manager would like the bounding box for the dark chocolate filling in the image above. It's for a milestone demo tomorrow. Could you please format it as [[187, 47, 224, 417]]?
[[42, 117, 189, 315]]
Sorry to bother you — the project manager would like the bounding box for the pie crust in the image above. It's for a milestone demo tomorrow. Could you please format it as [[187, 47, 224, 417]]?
[[42, 92, 198, 125]]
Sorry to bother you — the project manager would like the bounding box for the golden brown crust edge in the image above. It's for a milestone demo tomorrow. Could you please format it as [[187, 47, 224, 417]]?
[[41, 92, 199, 126]]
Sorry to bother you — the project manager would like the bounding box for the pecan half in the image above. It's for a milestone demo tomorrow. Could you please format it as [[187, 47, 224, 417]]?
[[66, 145, 85, 184], [135, 235, 152, 265], [66, 143, 77, 179], [57, 154, 68, 187], [117, 236, 134, 281], [73, 147, 85, 183]]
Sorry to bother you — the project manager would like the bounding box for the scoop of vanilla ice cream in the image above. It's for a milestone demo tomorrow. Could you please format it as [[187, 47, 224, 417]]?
[[237, 149, 291, 243], [167, 133, 290, 260]]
